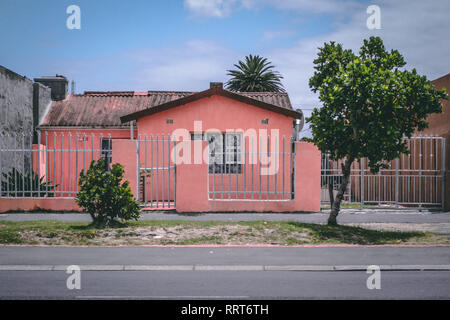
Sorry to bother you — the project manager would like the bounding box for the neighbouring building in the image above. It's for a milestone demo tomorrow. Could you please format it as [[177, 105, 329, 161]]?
[[416, 73, 450, 210], [0, 65, 55, 174]]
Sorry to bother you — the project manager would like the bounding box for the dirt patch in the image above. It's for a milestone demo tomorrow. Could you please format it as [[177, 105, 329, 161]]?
[[16, 224, 313, 246], [5, 220, 448, 246]]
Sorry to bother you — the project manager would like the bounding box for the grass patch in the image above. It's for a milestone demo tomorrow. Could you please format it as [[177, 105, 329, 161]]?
[[0, 230, 23, 244], [0, 220, 446, 246], [320, 203, 379, 209], [170, 236, 223, 245]]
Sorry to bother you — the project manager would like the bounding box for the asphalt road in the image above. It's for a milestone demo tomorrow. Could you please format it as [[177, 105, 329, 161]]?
[[0, 270, 449, 299], [0, 246, 449, 299]]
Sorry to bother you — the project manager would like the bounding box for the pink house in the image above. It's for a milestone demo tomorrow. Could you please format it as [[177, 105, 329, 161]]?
[[0, 82, 321, 213]]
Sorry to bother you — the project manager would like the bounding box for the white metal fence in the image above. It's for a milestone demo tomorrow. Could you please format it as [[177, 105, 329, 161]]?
[[0, 131, 111, 198], [1, 131, 446, 210]]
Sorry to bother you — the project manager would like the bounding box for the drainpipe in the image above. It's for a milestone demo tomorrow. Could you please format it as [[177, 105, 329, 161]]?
[[293, 109, 304, 141], [130, 121, 134, 140]]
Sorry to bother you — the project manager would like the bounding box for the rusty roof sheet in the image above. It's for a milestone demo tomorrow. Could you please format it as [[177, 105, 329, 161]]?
[[40, 90, 293, 127], [238, 92, 292, 110]]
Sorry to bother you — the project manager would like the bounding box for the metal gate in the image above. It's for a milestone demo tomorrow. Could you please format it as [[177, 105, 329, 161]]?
[[136, 135, 176, 209], [321, 136, 446, 208]]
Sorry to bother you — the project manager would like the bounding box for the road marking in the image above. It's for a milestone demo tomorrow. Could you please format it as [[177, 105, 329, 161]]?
[[0, 265, 53, 271], [265, 265, 334, 271], [194, 265, 263, 271], [124, 265, 193, 271], [53, 265, 124, 271], [379, 265, 450, 271]]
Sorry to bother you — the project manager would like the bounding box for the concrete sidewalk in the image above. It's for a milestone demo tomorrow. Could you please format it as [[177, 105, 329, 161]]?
[[2, 209, 450, 235], [2, 209, 450, 233], [1, 209, 449, 223], [1, 246, 449, 266]]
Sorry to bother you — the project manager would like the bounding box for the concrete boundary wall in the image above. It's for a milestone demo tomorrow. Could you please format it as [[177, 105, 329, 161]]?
[[0, 198, 81, 213]]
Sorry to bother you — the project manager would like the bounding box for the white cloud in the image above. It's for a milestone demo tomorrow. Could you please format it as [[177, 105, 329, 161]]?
[[184, 0, 237, 18], [241, 0, 360, 15], [258, 0, 450, 137], [184, 0, 361, 18], [126, 40, 237, 91], [270, 0, 450, 111], [262, 29, 297, 41], [44, 40, 239, 93]]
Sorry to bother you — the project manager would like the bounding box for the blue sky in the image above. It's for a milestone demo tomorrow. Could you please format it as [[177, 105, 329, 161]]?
[[0, 0, 336, 54], [0, 0, 335, 77], [1, 0, 450, 136]]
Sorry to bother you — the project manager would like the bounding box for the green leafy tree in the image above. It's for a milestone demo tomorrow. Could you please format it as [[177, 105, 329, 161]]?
[[307, 36, 448, 225], [226, 54, 285, 92], [76, 158, 141, 228]]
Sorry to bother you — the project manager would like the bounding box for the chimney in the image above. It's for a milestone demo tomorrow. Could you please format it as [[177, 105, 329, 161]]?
[[34, 74, 68, 101], [210, 82, 223, 89], [71, 80, 76, 94]]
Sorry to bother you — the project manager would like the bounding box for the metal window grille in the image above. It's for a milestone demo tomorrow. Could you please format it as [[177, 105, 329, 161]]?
[[208, 135, 296, 201]]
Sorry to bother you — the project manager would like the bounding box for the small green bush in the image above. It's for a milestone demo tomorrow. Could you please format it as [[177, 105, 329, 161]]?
[[76, 158, 141, 228]]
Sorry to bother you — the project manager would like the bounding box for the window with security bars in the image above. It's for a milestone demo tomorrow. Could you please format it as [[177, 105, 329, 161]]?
[[191, 133, 242, 174], [101, 138, 112, 169]]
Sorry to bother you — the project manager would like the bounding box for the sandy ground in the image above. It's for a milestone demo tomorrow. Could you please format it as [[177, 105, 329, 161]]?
[[16, 224, 312, 246]]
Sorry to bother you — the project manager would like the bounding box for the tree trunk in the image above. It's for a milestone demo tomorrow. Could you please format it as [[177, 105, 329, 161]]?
[[328, 158, 353, 226]]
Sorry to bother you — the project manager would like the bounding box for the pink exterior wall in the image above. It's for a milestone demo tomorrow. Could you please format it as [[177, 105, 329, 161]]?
[[111, 139, 138, 197], [137, 95, 293, 137], [176, 141, 210, 212], [293, 142, 321, 211], [207, 145, 293, 201], [32, 144, 47, 179]]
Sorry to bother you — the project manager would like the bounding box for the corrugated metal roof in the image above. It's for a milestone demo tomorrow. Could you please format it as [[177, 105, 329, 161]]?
[[40, 90, 293, 127], [238, 92, 292, 110]]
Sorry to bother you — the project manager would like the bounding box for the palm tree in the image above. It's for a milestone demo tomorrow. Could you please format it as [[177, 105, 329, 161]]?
[[225, 55, 285, 92]]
